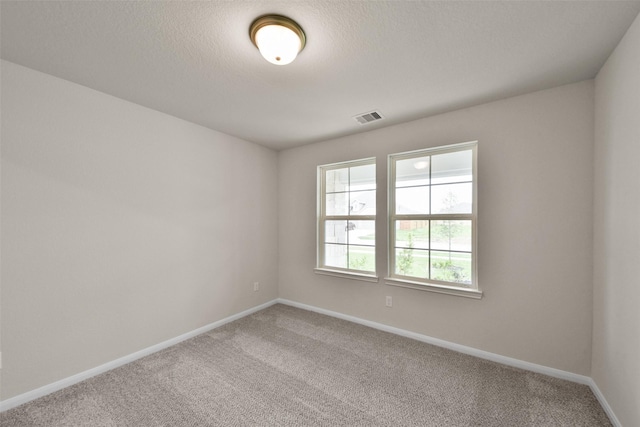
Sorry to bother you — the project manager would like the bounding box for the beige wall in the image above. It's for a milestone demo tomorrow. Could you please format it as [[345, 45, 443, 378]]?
[[279, 81, 595, 375], [1, 16, 638, 420], [0, 60, 279, 400], [593, 13, 640, 427]]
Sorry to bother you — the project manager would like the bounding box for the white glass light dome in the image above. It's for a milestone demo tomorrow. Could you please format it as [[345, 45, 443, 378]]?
[[250, 15, 306, 66]]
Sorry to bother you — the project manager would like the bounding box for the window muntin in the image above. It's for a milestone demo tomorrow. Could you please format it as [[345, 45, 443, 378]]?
[[389, 142, 477, 290], [318, 159, 376, 275]]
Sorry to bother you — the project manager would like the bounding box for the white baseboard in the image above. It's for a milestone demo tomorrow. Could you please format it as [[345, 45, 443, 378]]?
[[277, 299, 621, 425], [0, 299, 279, 413], [587, 378, 621, 427], [276, 299, 592, 384], [1, 297, 620, 427]]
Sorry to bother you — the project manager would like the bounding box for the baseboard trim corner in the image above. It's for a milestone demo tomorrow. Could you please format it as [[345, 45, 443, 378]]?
[[0, 299, 279, 413], [587, 378, 621, 427]]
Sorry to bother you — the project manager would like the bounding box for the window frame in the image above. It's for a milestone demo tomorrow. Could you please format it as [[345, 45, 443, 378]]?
[[315, 157, 378, 282], [386, 141, 481, 299]]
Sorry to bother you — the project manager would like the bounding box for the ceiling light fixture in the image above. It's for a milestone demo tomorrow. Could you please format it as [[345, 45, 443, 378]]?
[[249, 14, 306, 65]]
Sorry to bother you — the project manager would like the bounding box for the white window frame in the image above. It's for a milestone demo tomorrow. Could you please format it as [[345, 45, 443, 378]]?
[[315, 157, 378, 282], [386, 141, 481, 299]]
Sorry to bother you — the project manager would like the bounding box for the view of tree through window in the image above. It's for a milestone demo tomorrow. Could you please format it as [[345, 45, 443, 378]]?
[[389, 143, 477, 289], [317, 143, 476, 291]]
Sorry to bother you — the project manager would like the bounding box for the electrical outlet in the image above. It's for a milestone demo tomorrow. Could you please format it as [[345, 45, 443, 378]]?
[[385, 296, 392, 307], [253, 282, 260, 292]]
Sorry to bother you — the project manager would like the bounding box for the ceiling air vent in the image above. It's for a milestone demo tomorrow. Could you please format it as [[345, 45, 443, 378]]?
[[354, 110, 384, 125]]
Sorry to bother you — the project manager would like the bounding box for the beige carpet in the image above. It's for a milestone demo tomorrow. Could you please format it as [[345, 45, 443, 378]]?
[[1, 304, 611, 426]]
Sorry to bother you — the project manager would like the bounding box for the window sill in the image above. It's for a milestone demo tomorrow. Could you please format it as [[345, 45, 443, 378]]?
[[384, 277, 483, 299], [314, 268, 379, 283]]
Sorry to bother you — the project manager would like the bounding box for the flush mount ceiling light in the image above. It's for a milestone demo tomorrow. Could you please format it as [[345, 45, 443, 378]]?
[[249, 14, 306, 65]]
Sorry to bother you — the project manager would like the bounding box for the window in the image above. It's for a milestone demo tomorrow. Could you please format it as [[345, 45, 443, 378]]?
[[316, 158, 377, 280], [387, 142, 480, 297]]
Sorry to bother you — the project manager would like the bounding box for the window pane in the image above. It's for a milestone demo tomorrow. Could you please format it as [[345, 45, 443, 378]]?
[[431, 150, 472, 185], [396, 186, 429, 214], [431, 251, 472, 286], [395, 156, 430, 188], [431, 182, 472, 214], [395, 220, 429, 249], [348, 245, 375, 272], [388, 144, 475, 289], [324, 244, 347, 269], [326, 192, 348, 215], [319, 159, 376, 275], [394, 248, 429, 278], [350, 164, 376, 191], [350, 190, 376, 215], [348, 220, 375, 246], [326, 168, 348, 193], [431, 220, 472, 252], [325, 220, 347, 244]]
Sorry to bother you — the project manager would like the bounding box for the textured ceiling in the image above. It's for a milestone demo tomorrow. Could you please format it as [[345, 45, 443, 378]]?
[[2, 1, 640, 150]]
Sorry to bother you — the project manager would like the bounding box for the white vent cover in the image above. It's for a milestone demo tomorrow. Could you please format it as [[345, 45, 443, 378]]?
[[354, 110, 383, 125]]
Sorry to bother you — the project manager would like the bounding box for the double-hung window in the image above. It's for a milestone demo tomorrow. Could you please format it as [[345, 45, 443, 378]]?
[[387, 142, 480, 297], [316, 158, 376, 279]]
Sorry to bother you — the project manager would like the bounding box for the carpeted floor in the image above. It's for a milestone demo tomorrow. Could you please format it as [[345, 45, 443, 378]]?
[[1, 304, 611, 426]]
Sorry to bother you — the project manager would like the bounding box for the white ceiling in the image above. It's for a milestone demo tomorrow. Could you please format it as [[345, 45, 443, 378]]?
[[2, 1, 640, 151]]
